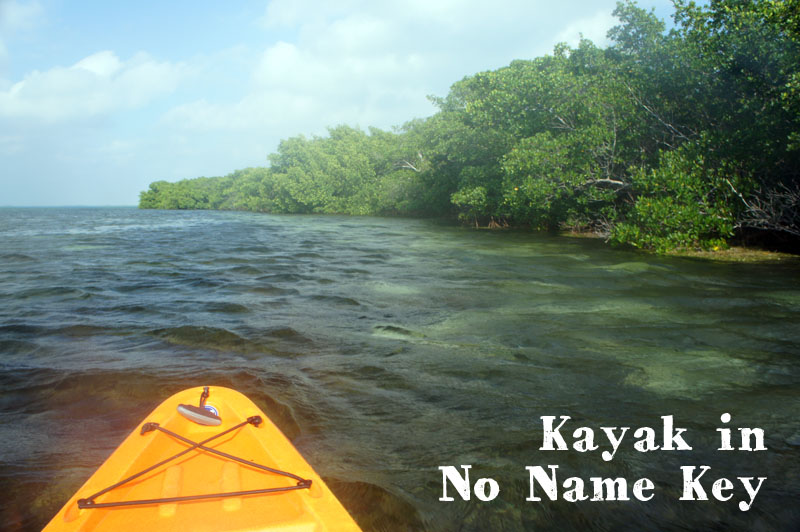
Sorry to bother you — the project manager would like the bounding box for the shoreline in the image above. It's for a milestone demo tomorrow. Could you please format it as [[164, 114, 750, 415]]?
[[558, 230, 798, 263]]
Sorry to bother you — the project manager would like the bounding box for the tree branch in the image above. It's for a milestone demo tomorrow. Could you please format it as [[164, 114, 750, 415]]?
[[727, 179, 800, 237]]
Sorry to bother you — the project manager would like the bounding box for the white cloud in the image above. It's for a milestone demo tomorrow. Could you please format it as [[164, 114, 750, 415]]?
[[73, 50, 122, 77], [166, 0, 632, 138], [0, 0, 44, 71], [0, 0, 43, 31], [0, 51, 186, 122], [0, 133, 23, 154], [261, 0, 362, 28], [555, 10, 618, 49], [163, 31, 435, 135]]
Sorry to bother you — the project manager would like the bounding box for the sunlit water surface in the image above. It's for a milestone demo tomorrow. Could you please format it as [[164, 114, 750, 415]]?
[[1, 207, 798, 531]]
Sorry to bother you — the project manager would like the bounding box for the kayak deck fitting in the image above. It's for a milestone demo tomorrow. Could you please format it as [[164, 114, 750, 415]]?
[[44, 386, 362, 531]]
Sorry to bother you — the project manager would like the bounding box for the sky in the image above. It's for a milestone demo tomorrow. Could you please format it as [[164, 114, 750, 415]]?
[[0, 0, 677, 206]]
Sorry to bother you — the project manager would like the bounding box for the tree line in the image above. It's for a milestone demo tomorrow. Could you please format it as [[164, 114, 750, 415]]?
[[140, 1, 800, 253]]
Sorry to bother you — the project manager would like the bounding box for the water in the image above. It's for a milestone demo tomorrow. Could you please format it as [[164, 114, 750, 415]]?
[[1, 207, 798, 531]]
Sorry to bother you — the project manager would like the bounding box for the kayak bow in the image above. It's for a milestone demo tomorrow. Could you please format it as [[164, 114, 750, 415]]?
[[43, 386, 362, 531]]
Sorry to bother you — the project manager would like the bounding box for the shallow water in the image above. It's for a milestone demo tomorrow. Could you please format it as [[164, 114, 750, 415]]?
[[1, 207, 799, 531]]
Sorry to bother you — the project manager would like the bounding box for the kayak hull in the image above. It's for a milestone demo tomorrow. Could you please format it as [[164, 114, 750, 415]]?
[[43, 386, 361, 531]]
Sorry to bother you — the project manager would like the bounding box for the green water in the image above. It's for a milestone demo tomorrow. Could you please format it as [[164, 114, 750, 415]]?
[[0, 207, 798, 530]]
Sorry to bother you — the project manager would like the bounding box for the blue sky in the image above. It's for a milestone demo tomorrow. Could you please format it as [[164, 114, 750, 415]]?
[[0, 0, 676, 206]]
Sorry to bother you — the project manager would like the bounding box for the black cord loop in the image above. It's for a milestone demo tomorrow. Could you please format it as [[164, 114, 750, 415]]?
[[77, 416, 311, 510]]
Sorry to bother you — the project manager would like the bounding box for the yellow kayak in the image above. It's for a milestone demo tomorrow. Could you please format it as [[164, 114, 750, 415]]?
[[43, 386, 362, 531]]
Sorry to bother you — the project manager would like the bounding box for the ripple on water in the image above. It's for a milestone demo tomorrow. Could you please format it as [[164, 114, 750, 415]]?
[[225, 265, 265, 276], [325, 479, 425, 531], [295, 252, 324, 259], [257, 273, 312, 283], [248, 284, 301, 296], [17, 286, 88, 300], [309, 294, 361, 306], [147, 325, 316, 357], [366, 280, 422, 296], [149, 326, 272, 354], [201, 301, 251, 314], [372, 325, 424, 340], [0, 252, 38, 262]]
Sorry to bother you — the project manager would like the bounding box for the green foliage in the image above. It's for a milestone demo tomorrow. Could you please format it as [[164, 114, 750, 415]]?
[[611, 142, 738, 252], [139, 0, 800, 252], [451, 186, 488, 225], [138, 177, 230, 210], [671, 0, 800, 168], [265, 125, 416, 215]]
